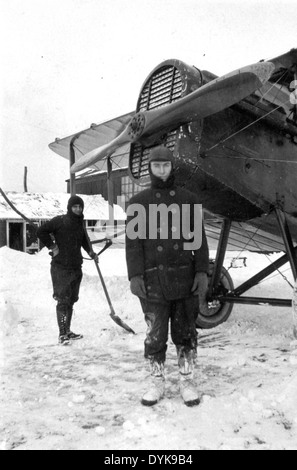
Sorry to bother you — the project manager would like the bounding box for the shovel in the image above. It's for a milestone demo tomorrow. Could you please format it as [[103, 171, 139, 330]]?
[[84, 225, 135, 334], [93, 257, 135, 334]]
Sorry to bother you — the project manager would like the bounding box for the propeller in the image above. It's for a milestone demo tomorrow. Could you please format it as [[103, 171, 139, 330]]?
[[71, 61, 275, 173]]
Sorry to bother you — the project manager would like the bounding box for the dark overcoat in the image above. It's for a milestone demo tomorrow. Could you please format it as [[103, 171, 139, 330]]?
[[126, 184, 209, 301], [37, 214, 90, 269]]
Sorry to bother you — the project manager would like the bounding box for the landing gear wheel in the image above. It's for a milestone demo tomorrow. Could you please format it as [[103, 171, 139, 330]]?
[[196, 262, 234, 329]]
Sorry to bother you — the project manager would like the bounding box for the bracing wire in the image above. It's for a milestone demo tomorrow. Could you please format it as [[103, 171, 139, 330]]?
[[226, 209, 275, 271], [205, 99, 293, 155], [254, 68, 291, 106], [203, 67, 295, 156], [225, 209, 294, 289]]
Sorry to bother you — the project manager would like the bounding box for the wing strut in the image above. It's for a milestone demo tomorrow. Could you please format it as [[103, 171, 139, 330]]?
[[275, 208, 297, 280], [197, 210, 297, 330], [69, 135, 80, 195], [69, 135, 115, 226]]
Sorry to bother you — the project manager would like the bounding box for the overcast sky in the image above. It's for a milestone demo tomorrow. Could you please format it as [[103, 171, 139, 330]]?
[[1, 0, 296, 193]]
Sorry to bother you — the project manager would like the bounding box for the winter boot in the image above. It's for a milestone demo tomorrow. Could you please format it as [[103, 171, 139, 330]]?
[[58, 335, 71, 346], [66, 306, 83, 340], [141, 360, 165, 406], [177, 347, 200, 407], [56, 303, 71, 346]]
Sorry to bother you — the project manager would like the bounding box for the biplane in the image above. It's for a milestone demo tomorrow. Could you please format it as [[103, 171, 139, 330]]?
[[49, 48, 297, 329]]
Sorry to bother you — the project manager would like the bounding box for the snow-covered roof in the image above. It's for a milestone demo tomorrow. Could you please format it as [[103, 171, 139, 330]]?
[[0, 191, 126, 221]]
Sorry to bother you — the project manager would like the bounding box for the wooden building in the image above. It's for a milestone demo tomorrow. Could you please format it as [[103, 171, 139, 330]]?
[[66, 167, 142, 207], [0, 191, 126, 253]]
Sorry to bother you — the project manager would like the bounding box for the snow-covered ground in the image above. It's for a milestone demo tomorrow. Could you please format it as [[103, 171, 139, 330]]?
[[1, 245, 297, 450]]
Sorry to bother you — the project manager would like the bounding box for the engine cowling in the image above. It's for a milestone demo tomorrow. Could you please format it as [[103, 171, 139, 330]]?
[[128, 59, 204, 186]]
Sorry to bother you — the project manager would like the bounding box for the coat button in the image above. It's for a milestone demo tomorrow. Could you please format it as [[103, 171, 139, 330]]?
[[170, 190, 176, 196], [158, 264, 164, 270], [156, 192, 161, 198], [157, 246, 163, 252], [173, 244, 179, 250]]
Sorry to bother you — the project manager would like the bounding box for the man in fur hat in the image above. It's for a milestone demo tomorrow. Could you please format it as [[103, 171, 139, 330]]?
[[126, 145, 209, 407], [37, 195, 97, 345]]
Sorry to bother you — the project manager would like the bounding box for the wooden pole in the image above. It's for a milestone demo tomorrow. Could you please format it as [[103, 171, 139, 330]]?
[[24, 166, 28, 192], [107, 157, 114, 227], [69, 136, 78, 195]]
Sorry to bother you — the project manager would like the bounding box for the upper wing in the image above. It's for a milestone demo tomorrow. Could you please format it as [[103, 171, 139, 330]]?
[[49, 111, 135, 172]]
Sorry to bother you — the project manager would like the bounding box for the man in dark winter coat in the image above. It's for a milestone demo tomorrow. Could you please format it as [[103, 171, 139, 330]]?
[[126, 145, 209, 407], [37, 195, 97, 345]]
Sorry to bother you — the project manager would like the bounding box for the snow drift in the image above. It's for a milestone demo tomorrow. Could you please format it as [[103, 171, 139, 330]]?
[[0, 246, 297, 450]]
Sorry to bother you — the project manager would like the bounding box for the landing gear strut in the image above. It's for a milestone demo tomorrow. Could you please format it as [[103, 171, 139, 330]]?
[[197, 219, 234, 329], [196, 260, 234, 329], [197, 210, 297, 330]]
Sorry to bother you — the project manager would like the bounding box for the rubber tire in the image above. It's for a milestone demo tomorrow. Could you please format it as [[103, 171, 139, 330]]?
[[196, 262, 234, 329]]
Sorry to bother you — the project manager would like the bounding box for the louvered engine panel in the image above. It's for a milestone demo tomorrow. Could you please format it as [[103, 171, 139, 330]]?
[[130, 65, 183, 181]]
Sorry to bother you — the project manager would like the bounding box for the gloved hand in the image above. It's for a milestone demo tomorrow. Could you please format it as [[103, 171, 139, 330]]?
[[89, 250, 99, 262], [49, 244, 59, 258], [130, 275, 147, 299], [191, 271, 209, 315]]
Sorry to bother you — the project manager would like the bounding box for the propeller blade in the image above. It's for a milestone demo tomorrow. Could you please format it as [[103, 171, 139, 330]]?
[[70, 114, 145, 173], [140, 61, 275, 137], [71, 61, 274, 173]]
